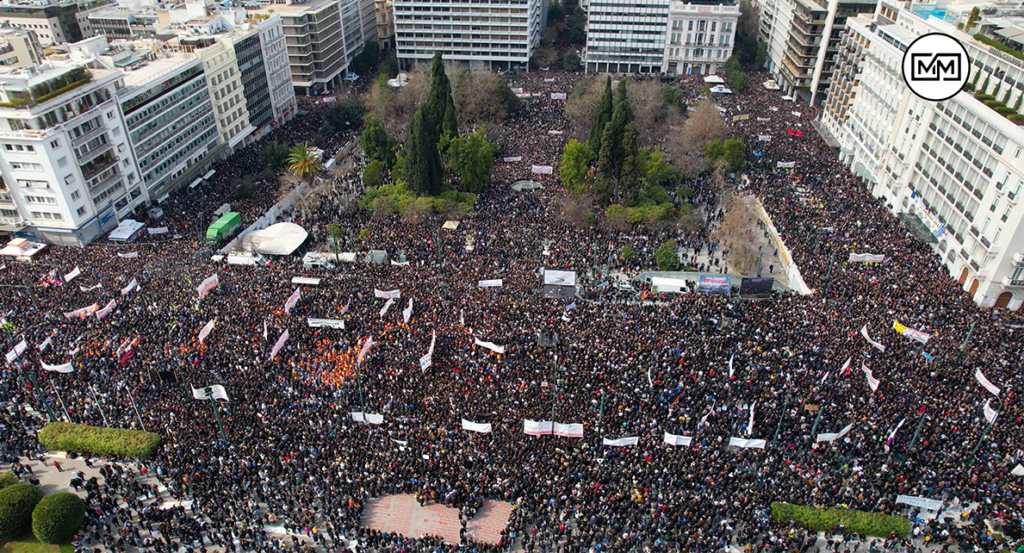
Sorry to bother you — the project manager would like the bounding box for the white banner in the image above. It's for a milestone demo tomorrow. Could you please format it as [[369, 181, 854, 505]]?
[[550, 92, 567, 100], [984, 398, 998, 424], [79, 283, 102, 292], [603, 437, 639, 447], [758, 135, 772, 141], [473, 338, 505, 354], [198, 319, 216, 344], [41, 360, 73, 373], [284, 288, 302, 314], [357, 336, 374, 364], [419, 331, 436, 371], [307, 318, 345, 329], [975, 368, 1001, 396], [524, 419, 553, 436], [757, 117, 770, 121], [531, 165, 554, 175], [192, 385, 229, 401], [548, 130, 564, 136], [95, 299, 117, 321], [391, 260, 410, 267], [403, 298, 413, 324], [270, 329, 289, 359], [197, 274, 219, 298], [5, 339, 27, 364], [861, 362, 880, 392], [510, 87, 523, 94], [543, 269, 576, 286], [728, 437, 767, 449], [1012, 465, 1024, 476], [374, 289, 401, 299], [37, 336, 52, 352], [747, 402, 756, 436], [861, 325, 885, 352], [664, 432, 692, 446], [728, 354, 735, 379], [849, 253, 886, 263], [503, 156, 522, 162], [117, 252, 138, 259], [816, 423, 853, 442], [64, 267, 81, 283], [885, 418, 906, 451], [121, 278, 138, 296], [553, 422, 584, 438], [895, 495, 943, 511], [148, 227, 169, 235], [903, 327, 932, 344], [461, 419, 492, 433], [379, 297, 395, 318], [64, 303, 99, 320], [478, 280, 503, 288], [351, 412, 385, 425], [776, 161, 796, 168]]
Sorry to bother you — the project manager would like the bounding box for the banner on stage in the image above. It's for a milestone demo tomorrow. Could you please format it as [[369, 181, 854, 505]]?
[[554, 422, 583, 438], [895, 495, 943, 511], [198, 319, 217, 344], [603, 437, 639, 447], [776, 161, 796, 168], [531, 165, 554, 175], [462, 419, 492, 433], [192, 385, 229, 401], [849, 253, 886, 263], [543, 269, 576, 286], [524, 419, 553, 436], [96, 299, 117, 321], [478, 279, 503, 287], [307, 318, 345, 329], [270, 330, 289, 359], [550, 92, 567, 100], [503, 156, 523, 162], [197, 274, 219, 298], [816, 423, 853, 442], [284, 288, 302, 314], [374, 289, 401, 299], [728, 437, 766, 449], [41, 360, 73, 373], [664, 432, 692, 446], [975, 368, 1000, 396], [473, 338, 505, 354], [64, 303, 99, 319], [121, 278, 138, 296], [351, 412, 385, 425]]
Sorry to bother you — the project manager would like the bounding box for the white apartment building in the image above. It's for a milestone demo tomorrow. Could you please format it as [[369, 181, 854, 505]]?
[[821, 1, 1024, 310], [0, 64, 142, 245], [661, 0, 739, 75], [0, 28, 44, 69], [256, 15, 297, 129], [194, 38, 254, 153], [393, 0, 543, 71], [0, 0, 109, 46]]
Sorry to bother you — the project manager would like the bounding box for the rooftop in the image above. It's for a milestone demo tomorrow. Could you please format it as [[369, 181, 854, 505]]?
[[248, 0, 341, 16], [119, 51, 197, 90]]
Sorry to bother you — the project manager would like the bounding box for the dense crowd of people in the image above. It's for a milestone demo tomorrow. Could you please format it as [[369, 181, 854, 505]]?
[[0, 65, 1021, 553]]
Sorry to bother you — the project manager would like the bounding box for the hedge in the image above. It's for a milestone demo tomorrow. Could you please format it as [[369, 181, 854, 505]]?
[[32, 492, 85, 544], [37, 422, 160, 460], [0, 483, 44, 539], [0, 472, 19, 490], [974, 34, 1024, 63], [770, 502, 911, 538]]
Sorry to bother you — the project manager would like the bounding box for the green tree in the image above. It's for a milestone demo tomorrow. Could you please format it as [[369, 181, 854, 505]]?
[[654, 239, 680, 271], [567, 9, 587, 45], [620, 244, 634, 259], [446, 127, 499, 193], [645, 147, 676, 188], [966, 7, 981, 31], [755, 41, 768, 68], [562, 50, 581, 71], [326, 222, 344, 261], [0, 474, 16, 490], [362, 115, 398, 169], [596, 122, 616, 192], [349, 40, 380, 75], [736, 0, 761, 63], [426, 53, 458, 139], [607, 79, 634, 176], [363, 159, 385, 188], [260, 141, 290, 171], [404, 107, 443, 195], [288, 143, 322, 181], [677, 203, 702, 234], [619, 123, 641, 206], [326, 99, 366, 129], [32, 492, 84, 544], [588, 77, 614, 159], [559, 139, 593, 195], [0, 483, 43, 539], [231, 175, 256, 200], [548, 1, 565, 21], [703, 140, 726, 169], [379, 55, 400, 78], [723, 137, 746, 173]]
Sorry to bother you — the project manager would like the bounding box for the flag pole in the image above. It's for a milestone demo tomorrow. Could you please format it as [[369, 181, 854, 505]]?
[[125, 385, 146, 431], [596, 389, 605, 440], [806, 406, 824, 455], [50, 379, 72, 422], [970, 416, 996, 466], [549, 354, 558, 435], [902, 409, 928, 466], [772, 396, 791, 447], [28, 373, 57, 422], [208, 394, 228, 445], [954, 320, 977, 368], [90, 385, 109, 428]]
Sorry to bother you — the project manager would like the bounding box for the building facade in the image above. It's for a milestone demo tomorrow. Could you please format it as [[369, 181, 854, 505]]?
[[0, 0, 109, 46], [0, 27, 43, 68], [189, 37, 254, 153], [375, 0, 393, 51], [585, 0, 669, 74], [256, 14, 297, 128], [393, 0, 543, 71], [0, 64, 140, 245], [821, 1, 1024, 310], [661, 0, 739, 75]]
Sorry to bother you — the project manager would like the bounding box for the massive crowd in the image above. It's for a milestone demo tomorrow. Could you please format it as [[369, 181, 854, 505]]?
[[0, 66, 1021, 553]]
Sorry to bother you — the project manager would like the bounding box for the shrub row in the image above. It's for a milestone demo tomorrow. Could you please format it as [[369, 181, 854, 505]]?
[[37, 422, 160, 460], [770, 502, 911, 538]]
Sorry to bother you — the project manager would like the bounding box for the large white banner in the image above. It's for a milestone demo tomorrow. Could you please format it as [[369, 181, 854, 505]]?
[[41, 360, 73, 373], [861, 362, 880, 392], [1013, 465, 1024, 476], [984, 399, 999, 424], [550, 92, 567, 100], [117, 252, 138, 259], [728, 437, 767, 449], [473, 338, 505, 354], [5, 339, 27, 364], [148, 227, 169, 235], [758, 135, 772, 141], [121, 278, 138, 296], [895, 495, 943, 511], [379, 297, 395, 318], [192, 385, 230, 401], [79, 283, 102, 292], [307, 318, 345, 329], [96, 299, 117, 321], [861, 325, 885, 352], [543, 269, 576, 286], [816, 423, 853, 442], [478, 280, 503, 288], [553, 422, 584, 438], [357, 336, 375, 364], [37, 336, 52, 352], [270, 330, 289, 359], [284, 288, 302, 314], [419, 331, 436, 371], [64, 267, 81, 283], [524, 419, 553, 436], [351, 412, 385, 425], [975, 368, 1001, 396], [664, 432, 693, 446], [776, 161, 796, 168], [63, 304, 98, 319], [197, 274, 219, 298], [403, 298, 413, 324], [603, 437, 639, 447], [849, 253, 886, 263], [198, 319, 217, 344], [531, 165, 554, 175], [503, 156, 523, 162], [747, 402, 756, 436], [462, 419, 492, 433], [374, 289, 401, 299]]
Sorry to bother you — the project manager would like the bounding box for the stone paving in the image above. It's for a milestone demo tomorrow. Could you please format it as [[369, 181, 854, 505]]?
[[361, 494, 514, 546]]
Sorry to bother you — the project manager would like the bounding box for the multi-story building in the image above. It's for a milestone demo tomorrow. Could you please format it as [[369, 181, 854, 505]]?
[[182, 35, 254, 153], [393, 0, 543, 71], [759, 0, 875, 104], [0, 63, 142, 245], [0, 0, 110, 46], [375, 0, 393, 51], [0, 27, 43, 68], [256, 14, 296, 129], [249, 0, 376, 95], [821, 1, 1024, 310], [661, 0, 739, 75], [87, 7, 161, 40], [585, 0, 669, 74]]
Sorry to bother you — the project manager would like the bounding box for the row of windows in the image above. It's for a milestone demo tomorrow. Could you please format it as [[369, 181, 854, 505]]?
[[142, 126, 218, 185], [139, 114, 216, 172], [3, 144, 35, 153]]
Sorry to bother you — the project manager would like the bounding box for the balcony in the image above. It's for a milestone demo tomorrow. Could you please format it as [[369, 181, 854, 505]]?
[[1002, 276, 1024, 287], [77, 142, 114, 166], [970, 260, 981, 271], [81, 153, 117, 181], [1010, 190, 1018, 204], [1012, 251, 1024, 265], [970, 226, 980, 238]]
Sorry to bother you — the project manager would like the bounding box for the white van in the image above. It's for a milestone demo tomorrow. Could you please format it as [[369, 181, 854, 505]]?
[[227, 252, 268, 266]]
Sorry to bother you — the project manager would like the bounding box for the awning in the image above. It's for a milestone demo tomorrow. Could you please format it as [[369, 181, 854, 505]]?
[[203, 170, 216, 179], [442, 220, 460, 230], [189, 178, 203, 189], [899, 212, 939, 245]]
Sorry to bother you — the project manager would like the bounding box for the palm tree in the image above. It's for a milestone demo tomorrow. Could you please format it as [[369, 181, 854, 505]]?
[[288, 143, 322, 181], [327, 222, 344, 262]]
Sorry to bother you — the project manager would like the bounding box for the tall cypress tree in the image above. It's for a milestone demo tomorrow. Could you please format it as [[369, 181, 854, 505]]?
[[427, 53, 458, 140], [608, 80, 634, 178], [619, 123, 640, 206], [596, 121, 616, 199], [588, 77, 614, 159], [405, 106, 443, 196]]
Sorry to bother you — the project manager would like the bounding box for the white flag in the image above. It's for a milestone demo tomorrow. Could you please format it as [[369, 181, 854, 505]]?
[[699, 400, 716, 427], [270, 329, 289, 359], [861, 362, 880, 392], [379, 297, 395, 318], [885, 418, 906, 451], [374, 289, 401, 299], [728, 437, 767, 449], [198, 319, 217, 345], [861, 325, 885, 352], [403, 298, 413, 324], [983, 399, 998, 424], [816, 423, 853, 442], [284, 288, 302, 314], [461, 419, 492, 433], [40, 360, 73, 373], [747, 402, 756, 436], [460, 309, 465, 326], [728, 354, 735, 379], [602, 437, 639, 447], [263, 320, 268, 341], [357, 336, 374, 364], [191, 384, 229, 401], [663, 432, 692, 446], [840, 357, 851, 374], [975, 368, 1001, 396], [1012, 465, 1024, 476], [120, 278, 138, 296], [473, 338, 505, 355]]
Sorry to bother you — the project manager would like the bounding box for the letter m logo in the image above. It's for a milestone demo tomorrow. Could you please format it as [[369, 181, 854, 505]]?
[[911, 53, 961, 81]]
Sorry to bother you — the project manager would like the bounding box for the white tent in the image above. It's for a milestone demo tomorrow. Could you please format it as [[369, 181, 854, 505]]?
[[109, 219, 145, 242], [244, 222, 308, 256], [651, 276, 691, 293], [710, 85, 733, 94], [704, 75, 725, 84]]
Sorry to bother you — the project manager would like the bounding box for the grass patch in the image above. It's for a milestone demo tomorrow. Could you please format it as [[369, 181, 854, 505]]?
[[0, 533, 72, 553], [37, 422, 160, 460], [771, 502, 911, 538]]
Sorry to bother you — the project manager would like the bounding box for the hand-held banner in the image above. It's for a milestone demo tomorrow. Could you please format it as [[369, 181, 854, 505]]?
[[121, 278, 138, 296], [284, 288, 302, 314], [602, 437, 639, 447], [4, 339, 26, 364], [270, 330, 290, 359], [379, 297, 395, 318], [984, 399, 998, 424], [664, 432, 692, 446], [860, 325, 885, 352], [861, 362, 880, 392], [198, 319, 217, 344], [849, 253, 886, 263], [728, 437, 767, 449], [524, 419, 553, 435], [816, 423, 853, 442], [41, 360, 73, 373], [728, 354, 735, 379], [95, 299, 117, 321], [975, 368, 1001, 396], [357, 336, 375, 364], [478, 279, 503, 287], [473, 338, 505, 354], [403, 298, 414, 324], [461, 419, 492, 433], [553, 422, 584, 438], [893, 320, 931, 344], [351, 412, 385, 425], [64, 304, 99, 320], [197, 274, 219, 298], [374, 289, 401, 299], [531, 165, 554, 175]]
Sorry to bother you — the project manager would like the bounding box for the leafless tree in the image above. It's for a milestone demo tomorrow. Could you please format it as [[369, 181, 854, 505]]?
[[627, 80, 685, 148], [367, 65, 431, 141], [681, 101, 728, 154], [714, 193, 761, 275], [559, 193, 596, 228]]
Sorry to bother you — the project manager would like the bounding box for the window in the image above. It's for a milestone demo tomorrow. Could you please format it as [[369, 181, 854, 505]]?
[[76, 206, 86, 216], [688, 21, 693, 30], [11, 162, 43, 171], [70, 190, 80, 200], [17, 179, 48, 188], [31, 211, 62, 220], [711, 21, 716, 31], [57, 157, 68, 168]]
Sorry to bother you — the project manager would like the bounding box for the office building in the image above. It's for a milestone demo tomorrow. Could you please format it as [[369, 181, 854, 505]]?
[[661, 0, 739, 75], [182, 35, 254, 153], [759, 0, 875, 104], [820, 1, 1024, 310], [0, 63, 141, 245], [0, 27, 43, 68], [87, 7, 162, 40], [256, 14, 296, 129], [393, 0, 543, 71], [375, 0, 393, 51], [0, 0, 110, 46]]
